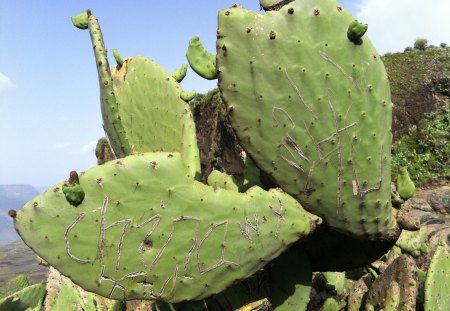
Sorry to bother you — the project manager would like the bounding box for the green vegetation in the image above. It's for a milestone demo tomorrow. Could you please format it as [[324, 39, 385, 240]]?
[[383, 47, 450, 97], [414, 38, 429, 51], [392, 105, 450, 186]]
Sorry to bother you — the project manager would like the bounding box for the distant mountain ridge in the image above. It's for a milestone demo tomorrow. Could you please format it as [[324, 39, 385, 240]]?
[[0, 184, 39, 245]]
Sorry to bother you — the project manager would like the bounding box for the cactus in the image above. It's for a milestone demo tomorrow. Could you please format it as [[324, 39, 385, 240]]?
[[395, 227, 429, 256], [320, 298, 340, 311], [51, 283, 95, 311], [186, 36, 217, 80], [0, 283, 46, 311], [71, 11, 131, 158], [396, 167, 416, 200], [172, 64, 188, 83], [62, 171, 85, 207], [14, 274, 29, 291], [217, 0, 397, 239], [207, 170, 239, 191], [268, 244, 312, 310], [14, 152, 320, 302], [424, 243, 450, 311], [73, 11, 201, 179]]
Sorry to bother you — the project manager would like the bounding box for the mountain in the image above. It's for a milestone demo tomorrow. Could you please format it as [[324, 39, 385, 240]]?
[[0, 184, 39, 245]]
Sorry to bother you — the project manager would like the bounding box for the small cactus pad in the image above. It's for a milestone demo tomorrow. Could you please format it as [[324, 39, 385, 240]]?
[[0, 283, 46, 311], [172, 64, 188, 83], [217, 0, 397, 238], [186, 36, 217, 80], [15, 274, 29, 291], [111, 56, 200, 177], [15, 152, 319, 302], [424, 243, 450, 311], [396, 167, 416, 200], [347, 20, 368, 43]]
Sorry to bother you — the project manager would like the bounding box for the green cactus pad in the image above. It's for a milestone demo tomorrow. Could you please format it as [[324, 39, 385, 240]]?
[[396, 167, 416, 200], [15, 152, 319, 302], [72, 11, 132, 157], [186, 36, 217, 80], [15, 275, 29, 291], [268, 245, 312, 310], [73, 11, 200, 178], [207, 170, 239, 192], [111, 56, 200, 177], [424, 243, 450, 311], [180, 90, 197, 102], [217, 0, 397, 239], [71, 11, 89, 30], [320, 298, 340, 311], [112, 48, 124, 67], [0, 283, 46, 311], [172, 64, 188, 83]]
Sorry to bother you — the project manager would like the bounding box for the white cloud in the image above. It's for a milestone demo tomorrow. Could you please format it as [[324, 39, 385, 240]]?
[[81, 140, 98, 153], [0, 72, 15, 92], [356, 0, 450, 54], [53, 143, 71, 150]]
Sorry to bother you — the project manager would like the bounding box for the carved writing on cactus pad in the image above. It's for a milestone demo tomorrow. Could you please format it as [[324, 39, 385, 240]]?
[[63, 195, 290, 299]]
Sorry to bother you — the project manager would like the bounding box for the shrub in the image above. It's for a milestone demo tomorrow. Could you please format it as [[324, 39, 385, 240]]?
[[440, 42, 447, 48], [392, 106, 450, 186], [404, 46, 413, 52], [414, 38, 428, 50]]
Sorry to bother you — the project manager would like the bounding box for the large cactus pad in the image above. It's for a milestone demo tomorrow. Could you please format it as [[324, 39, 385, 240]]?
[[217, 0, 397, 238], [14, 153, 319, 302]]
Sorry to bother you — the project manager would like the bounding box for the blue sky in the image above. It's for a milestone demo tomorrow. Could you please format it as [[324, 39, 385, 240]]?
[[0, 0, 449, 187]]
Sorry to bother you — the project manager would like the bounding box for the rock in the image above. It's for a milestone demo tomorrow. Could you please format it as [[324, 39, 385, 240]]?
[[425, 186, 450, 215]]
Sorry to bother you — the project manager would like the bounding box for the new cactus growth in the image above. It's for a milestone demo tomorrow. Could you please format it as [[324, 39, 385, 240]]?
[[172, 64, 188, 83], [347, 20, 368, 43], [186, 36, 217, 80], [217, 0, 397, 239], [62, 171, 85, 207], [14, 152, 320, 302], [396, 167, 416, 200]]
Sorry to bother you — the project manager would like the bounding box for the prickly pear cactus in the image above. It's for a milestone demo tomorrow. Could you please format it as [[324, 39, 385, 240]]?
[[73, 11, 200, 178], [14, 152, 319, 302], [424, 243, 450, 311], [0, 283, 46, 311], [217, 0, 397, 238], [15, 274, 29, 291], [186, 36, 217, 80], [396, 167, 416, 200]]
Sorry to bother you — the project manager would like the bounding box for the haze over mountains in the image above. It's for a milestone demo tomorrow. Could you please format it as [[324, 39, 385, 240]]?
[[0, 184, 40, 245]]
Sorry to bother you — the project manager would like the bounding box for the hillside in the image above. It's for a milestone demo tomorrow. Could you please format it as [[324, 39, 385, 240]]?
[[383, 47, 450, 140], [0, 185, 39, 245]]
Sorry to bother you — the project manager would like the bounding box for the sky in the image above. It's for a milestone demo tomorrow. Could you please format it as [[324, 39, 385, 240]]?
[[0, 0, 449, 188]]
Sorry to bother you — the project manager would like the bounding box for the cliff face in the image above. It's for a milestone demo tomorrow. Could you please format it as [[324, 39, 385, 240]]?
[[383, 47, 450, 140]]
